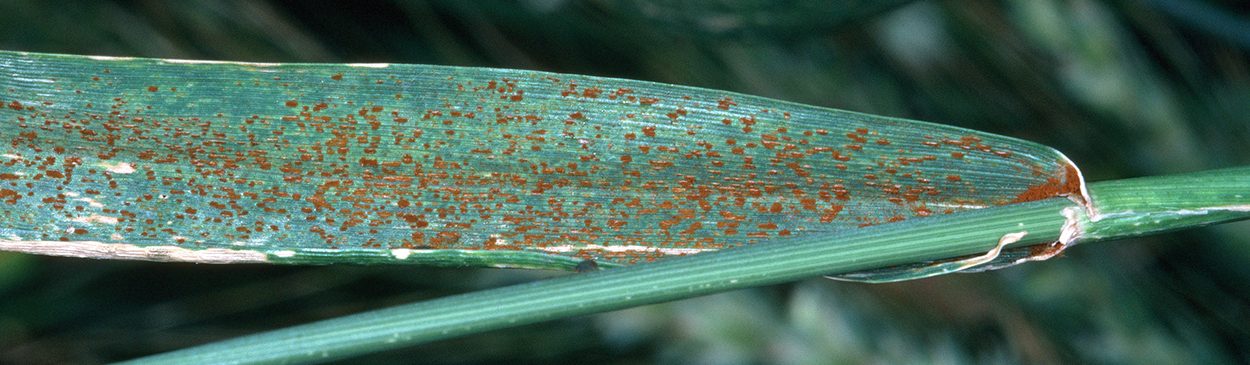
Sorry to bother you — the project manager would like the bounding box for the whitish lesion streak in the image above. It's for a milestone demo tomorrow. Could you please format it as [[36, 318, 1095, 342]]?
[[527, 244, 713, 255], [0, 240, 269, 263]]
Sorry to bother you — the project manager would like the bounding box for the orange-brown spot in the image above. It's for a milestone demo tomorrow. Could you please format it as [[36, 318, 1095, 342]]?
[[1013, 163, 1084, 203], [678, 221, 703, 235], [648, 160, 674, 168], [819, 206, 843, 223]]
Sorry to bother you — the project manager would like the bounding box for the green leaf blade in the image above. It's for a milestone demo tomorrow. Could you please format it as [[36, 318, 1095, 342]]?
[[1, 50, 1082, 268]]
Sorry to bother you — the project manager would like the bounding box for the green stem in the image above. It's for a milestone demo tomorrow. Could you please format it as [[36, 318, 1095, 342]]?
[[1079, 165, 1250, 243]]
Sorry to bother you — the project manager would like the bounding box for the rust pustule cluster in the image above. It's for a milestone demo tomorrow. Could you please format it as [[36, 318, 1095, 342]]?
[[0, 52, 1081, 266]]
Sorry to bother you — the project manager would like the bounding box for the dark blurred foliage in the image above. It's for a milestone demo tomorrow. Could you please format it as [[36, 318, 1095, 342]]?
[[3, 0, 1250, 364]]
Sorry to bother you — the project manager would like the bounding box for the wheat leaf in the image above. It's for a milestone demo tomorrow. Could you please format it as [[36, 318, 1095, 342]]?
[[0, 50, 1082, 272]]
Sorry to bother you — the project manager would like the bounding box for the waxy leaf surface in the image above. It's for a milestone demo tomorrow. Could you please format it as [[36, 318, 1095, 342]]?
[[0, 51, 1082, 269]]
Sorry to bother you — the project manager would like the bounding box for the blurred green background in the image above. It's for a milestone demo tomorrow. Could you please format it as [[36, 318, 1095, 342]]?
[[2, 0, 1250, 363]]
